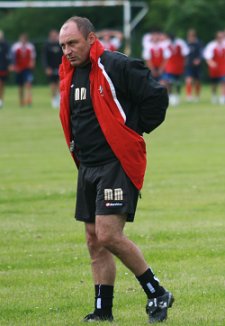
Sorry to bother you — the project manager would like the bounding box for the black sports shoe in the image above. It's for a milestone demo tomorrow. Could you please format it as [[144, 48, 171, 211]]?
[[146, 291, 174, 323], [83, 312, 114, 322]]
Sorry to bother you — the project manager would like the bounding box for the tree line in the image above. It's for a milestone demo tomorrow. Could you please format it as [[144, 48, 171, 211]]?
[[1, 0, 224, 44], [0, 0, 224, 82]]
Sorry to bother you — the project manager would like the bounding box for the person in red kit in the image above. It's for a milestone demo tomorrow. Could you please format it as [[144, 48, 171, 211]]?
[[162, 34, 189, 106], [59, 16, 174, 324], [11, 33, 36, 106], [203, 31, 225, 105], [142, 31, 170, 82]]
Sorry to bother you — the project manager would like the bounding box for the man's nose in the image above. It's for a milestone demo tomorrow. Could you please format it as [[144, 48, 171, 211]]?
[[64, 44, 72, 55]]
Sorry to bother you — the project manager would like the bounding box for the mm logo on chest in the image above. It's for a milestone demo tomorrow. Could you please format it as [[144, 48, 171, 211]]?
[[74, 87, 87, 101]]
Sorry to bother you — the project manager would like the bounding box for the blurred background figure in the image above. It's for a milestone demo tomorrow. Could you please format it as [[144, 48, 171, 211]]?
[[142, 31, 152, 49], [43, 29, 62, 109], [96, 29, 123, 51], [0, 30, 10, 108], [142, 30, 170, 82], [11, 33, 36, 107], [203, 31, 225, 105], [162, 34, 189, 106], [185, 29, 203, 102]]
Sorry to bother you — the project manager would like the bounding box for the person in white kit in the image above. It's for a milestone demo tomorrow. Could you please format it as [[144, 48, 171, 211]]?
[[203, 31, 225, 105], [96, 29, 123, 52]]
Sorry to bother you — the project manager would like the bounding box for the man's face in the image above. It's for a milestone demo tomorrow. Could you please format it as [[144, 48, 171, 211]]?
[[59, 21, 95, 67], [20, 34, 28, 44], [216, 32, 224, 44]]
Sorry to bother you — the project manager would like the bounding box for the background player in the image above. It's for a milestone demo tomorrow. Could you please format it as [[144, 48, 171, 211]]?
[[0, 30, 10, 108], [162, 34, 189, 106], [43, 29, 63, 108], [96, 29, 123, 52], [185, 29, 202, 102], [142, 30, 170, 82], [203, 31, 225, 104], [11, 33, 36, 107]]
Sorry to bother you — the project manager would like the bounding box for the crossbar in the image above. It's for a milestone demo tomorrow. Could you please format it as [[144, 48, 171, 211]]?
[[0, 1, 149, 55]]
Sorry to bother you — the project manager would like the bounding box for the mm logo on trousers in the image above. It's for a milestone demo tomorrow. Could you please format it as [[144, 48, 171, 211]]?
[[104, 188, 123, 201]]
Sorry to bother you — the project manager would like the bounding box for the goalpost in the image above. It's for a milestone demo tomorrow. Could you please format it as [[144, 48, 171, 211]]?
[[0, 0, 149, 55]]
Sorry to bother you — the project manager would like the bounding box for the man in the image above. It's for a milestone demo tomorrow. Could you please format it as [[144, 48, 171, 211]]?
[[11, 33, 36, 106], [203, 31, 225, 105], [0, 30, 10, 108], [142, 30, 170, 82], [43, 29, 63, 108], [185, 29, 202, 102], [59, 16, 174, 324], [162, 34, 189, 106], [96, 29, 123, 52]]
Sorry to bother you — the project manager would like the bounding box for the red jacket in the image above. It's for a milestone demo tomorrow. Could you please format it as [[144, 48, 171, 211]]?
[[59, 40, 147, 190]]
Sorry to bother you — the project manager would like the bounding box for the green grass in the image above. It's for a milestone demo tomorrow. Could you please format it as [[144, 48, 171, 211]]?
[[0, 86, 225, 326]]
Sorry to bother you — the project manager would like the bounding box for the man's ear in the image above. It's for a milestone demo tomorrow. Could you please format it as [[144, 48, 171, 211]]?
[[88, 32, 96, 45]]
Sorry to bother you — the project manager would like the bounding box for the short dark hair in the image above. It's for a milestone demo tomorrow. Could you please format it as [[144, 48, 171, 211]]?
[[65, 16, 95, 38]]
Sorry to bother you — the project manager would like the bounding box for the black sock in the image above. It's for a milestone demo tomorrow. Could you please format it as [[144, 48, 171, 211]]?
[[94, 284, 114, 317], [136, 268, 165, 299]]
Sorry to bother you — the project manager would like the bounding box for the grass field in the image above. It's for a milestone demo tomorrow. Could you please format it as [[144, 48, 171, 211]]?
[[0, 86, 225, 326]]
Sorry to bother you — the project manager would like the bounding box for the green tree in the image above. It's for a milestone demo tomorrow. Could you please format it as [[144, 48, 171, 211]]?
[[1, 0, 225, 82], [143, 0, 225, 42]]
